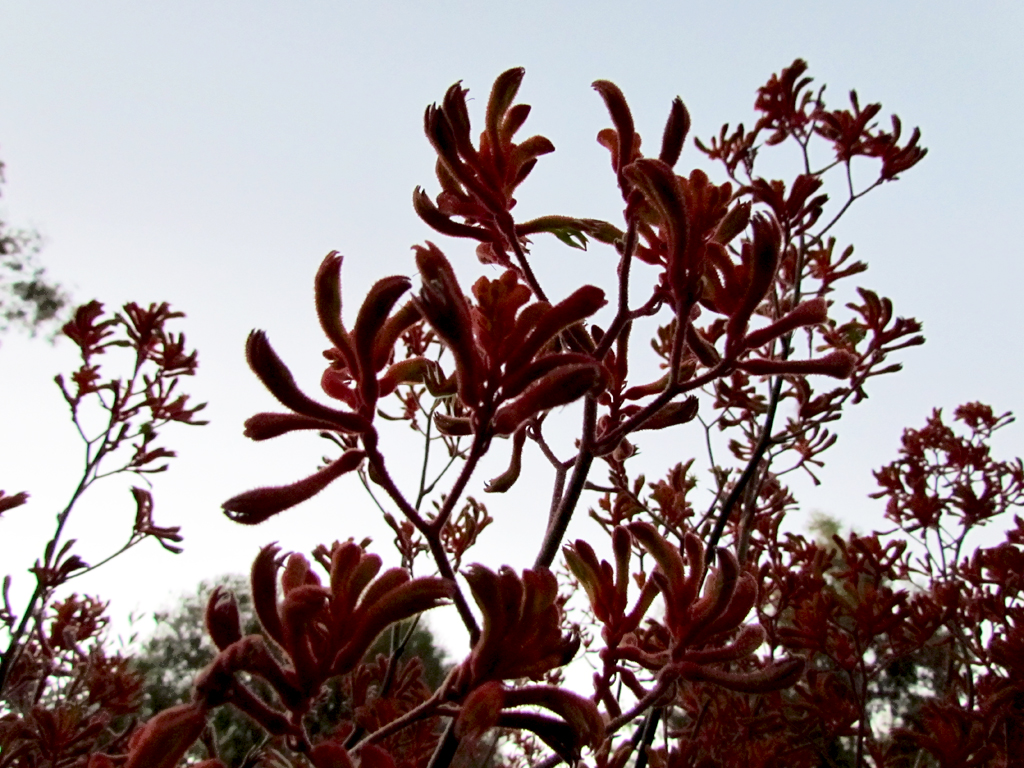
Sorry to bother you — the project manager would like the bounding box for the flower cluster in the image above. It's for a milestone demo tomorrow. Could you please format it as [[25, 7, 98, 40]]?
[[2, 299, 204, 708], [198, 61, 930, 768], [17, 60, 1008, 768]]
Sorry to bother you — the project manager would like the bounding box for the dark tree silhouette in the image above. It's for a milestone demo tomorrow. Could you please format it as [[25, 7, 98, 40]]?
[[0, 155, 67, 337]]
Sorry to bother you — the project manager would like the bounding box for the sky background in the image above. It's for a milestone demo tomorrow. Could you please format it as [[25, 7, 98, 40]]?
[[1, 1, 1022, 656]]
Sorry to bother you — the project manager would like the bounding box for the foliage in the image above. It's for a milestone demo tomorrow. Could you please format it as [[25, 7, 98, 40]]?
[[131, 575, 449, 767], [4, 60, 1022, 768], [0, 156, 68, 337], [131, 576, 267, 767], [0, 301, 206, 763], [0, 594, 141, 766]]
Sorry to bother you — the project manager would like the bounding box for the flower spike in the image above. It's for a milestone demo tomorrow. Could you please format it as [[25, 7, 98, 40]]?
[[659, 96, 691, 168], [222, 449, 365, 524]]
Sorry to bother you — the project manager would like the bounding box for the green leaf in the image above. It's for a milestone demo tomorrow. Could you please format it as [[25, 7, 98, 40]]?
[[551, 227, 588, 251]]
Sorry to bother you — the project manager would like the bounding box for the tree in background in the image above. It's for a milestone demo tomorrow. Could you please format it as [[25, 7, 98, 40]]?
[[132, 575, 448, 767], [0, 155, 68, 337]]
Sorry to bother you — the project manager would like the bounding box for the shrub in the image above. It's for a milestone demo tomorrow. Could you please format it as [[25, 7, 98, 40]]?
[[8, 60, 1021, 768]]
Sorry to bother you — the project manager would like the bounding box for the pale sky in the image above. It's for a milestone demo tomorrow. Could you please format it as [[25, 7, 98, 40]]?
[[1, 2, 1022, 653]]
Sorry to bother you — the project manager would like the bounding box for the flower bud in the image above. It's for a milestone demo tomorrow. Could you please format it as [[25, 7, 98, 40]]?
[[243, 411, 369, 440], [504, 685, 605, 747], [281, 552, 320, 594], [677, 657, 804, 693], [504, 287, 606, 372], [456, 681, 506, 742], [713, 201, 751, 246], [250, 545, 286, 647], [685, 548, 739, 636], [498, 712, 584, 765], [637, 396, 699, 431], [593, 80, 636, 178], [413, 187, 489, 241], [726, 215, 781, 348], [623, 159, 690, 294], [563, 540, 610, 621], [222, 449, 365, 524], [492, 363, 605, 435], [433, 412, 474, 436], [743, 297, 828, 349], [677, 533, 705, 609], [486, 67, 525, 155], [509, 136, 555, 183], [622, 374, 670, 401], [485, 426, 526, 493], [441, 82, 477, 165], [314, 253, 357, 369], [371, 301, 422, 373], [125, 702, 207, 768], [247, 331, 364, 424], [516, 215, 623, 246], [699, 571, 757, 640], [0, 490, 28, 514], [331, 575, 454, 674], [501, 103, 532, 143], [501, 352, 597, 400], [612, 526, 632, 607], [738, 350, 858, 379], [659, 96, 690, 168], [205, 586, 242, 651], [378, 357, 440, 397], [626, 522, 686, 600], [460, 565, 576, 686], [425, 101, 505, 213], [280, 583, 330, 681], [686, 324, 721, 367], [352, 276, 412, 405], [414, 242, 482, 405], [685, 623, 765, 665]]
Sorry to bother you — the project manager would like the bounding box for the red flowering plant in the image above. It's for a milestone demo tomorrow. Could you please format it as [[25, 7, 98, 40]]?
[[40, 60, 1018, 768], [0, 300, 206, 763]]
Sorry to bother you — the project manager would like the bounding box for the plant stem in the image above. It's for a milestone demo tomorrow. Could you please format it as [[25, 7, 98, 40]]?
[[424, 719, 461, 768], [534, 396, 597, 569], [363, 437, 481, 642]]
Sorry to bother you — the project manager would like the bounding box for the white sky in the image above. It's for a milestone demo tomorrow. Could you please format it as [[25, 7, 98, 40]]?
[[1, 1, 1022, 655]]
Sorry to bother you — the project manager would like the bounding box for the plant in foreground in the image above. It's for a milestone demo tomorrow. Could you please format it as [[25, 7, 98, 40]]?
[[11, 60, 1019, 768], [121, 59, 960, 768]]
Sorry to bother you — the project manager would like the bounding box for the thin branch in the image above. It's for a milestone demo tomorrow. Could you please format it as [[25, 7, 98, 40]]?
[[534, 395, 597, 569], [363, 436, 481, 642], [595, 361, 731, 455], [592, 218, 639, 361], [427, 431, 488, 535], [606, 676, 672, 734], [632, 707, 663, 768], [415, 398, 438, 510], [353, 690, 443, 752], [503, 218, 549, 304], [704, 373, 784, 566]]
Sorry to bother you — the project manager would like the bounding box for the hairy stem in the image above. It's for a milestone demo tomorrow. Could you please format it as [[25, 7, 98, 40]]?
[[704, 373, 783, 563], [534, 396, 597, 569], [363, 436, 481, 642]]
